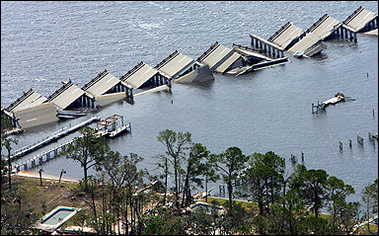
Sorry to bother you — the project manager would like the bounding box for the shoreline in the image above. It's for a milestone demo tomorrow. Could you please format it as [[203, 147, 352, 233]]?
[[13, 170, 79, 183]]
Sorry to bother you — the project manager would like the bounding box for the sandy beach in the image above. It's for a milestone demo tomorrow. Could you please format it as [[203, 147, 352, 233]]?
[[13, 170, 79, 183]]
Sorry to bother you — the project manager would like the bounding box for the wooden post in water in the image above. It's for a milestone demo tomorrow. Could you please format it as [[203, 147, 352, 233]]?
[[349, 139, 352, 149], [357, 135, 364, 146]]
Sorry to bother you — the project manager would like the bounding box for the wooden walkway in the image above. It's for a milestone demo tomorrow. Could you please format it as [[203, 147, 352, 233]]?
[[10, 116, 100, 160], [12, 119, 131, 173], [12, 138, 76, 173]]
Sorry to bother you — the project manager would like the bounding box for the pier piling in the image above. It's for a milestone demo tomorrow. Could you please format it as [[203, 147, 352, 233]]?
[[357, 135, 364, 146]]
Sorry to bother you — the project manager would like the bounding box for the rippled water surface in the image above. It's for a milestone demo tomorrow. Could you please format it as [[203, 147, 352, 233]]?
[[1, 1, 378, 202]]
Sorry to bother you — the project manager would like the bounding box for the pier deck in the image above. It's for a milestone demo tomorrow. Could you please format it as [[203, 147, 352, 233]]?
[[10, 116, 100, 160]]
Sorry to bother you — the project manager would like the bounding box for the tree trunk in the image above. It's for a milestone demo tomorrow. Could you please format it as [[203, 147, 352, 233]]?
[[228, 180, 233, 210], [174, 157, 179, 209], [205, 174, 208, 203], [163, 158, 168, 206], [282, 181, 287, 208], [270, 176, 274, 205], [8, 149, 12, 190], [83, 166, 88, 189], [39, 172, 43, 186], [181, 162, 192, 208], [258, 199, 264, 216]]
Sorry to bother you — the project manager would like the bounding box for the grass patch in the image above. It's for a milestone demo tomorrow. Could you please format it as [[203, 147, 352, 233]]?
[[205, 197, 258, 212], [9, 176, 84, 218]]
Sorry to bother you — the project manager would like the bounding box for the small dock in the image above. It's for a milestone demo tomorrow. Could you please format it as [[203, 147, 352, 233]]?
[[10, 116, 100, 160], [95, 114, 131, 138]]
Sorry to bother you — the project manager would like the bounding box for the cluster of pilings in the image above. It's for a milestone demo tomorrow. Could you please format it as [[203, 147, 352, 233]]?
[[338, 133, 378, 151]]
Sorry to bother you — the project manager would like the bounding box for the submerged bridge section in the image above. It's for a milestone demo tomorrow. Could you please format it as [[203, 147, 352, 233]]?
[[6, 89, 47, 113], [155, 51, 201, 80], [82, 70, 133, 98], [288, 14, 357, 57], [343, 6, 378, 33], [267, 22, 305, 51], [47, 80, 95, 110], [197, 42, 239, 72], [120, 61, 170, 89], [12, 138, 76, 173], [3, 89, 56, 129]]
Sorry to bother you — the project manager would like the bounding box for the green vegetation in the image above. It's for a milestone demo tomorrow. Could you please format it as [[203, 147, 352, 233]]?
[[1, 127, 378, 235]]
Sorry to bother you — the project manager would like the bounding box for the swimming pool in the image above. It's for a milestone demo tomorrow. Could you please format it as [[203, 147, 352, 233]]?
[[34, 206, 81, 230], [41, 207, 75, 225]]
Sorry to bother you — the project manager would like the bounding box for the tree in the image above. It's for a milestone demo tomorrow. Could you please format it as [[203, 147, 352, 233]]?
[[289, 165, 328, 218], [1, 181, 38, 235], [1, 135, 18, 190], [63, 126, 110, 189], [324, 175, 355, 231], [101, 151, 146, 234], [362, 179, 378, 230], [181, 143, 209, 207], [38, 168, 43, 186], [157, 129, 192, 209], [140, 206, 184, 235], [338, 201, 360, 234], [203, 156, 220, 203], [299, 214, 337, 235], [154, 154, 171, 206], [212, 147, 249, 211], [58, 169, 66, 183], [102, 151, 144, 189], [243, 151, 285, 215], [186, 207, 216, 235]]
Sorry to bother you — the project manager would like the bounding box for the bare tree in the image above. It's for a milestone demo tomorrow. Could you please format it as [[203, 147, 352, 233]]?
[[157, 129, 192, 209]]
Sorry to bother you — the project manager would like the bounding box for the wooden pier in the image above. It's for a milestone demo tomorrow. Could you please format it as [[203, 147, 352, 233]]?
[[10, 116, 100, 160], [11, 117, 130, 173], [12, 138, 75, 173]]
